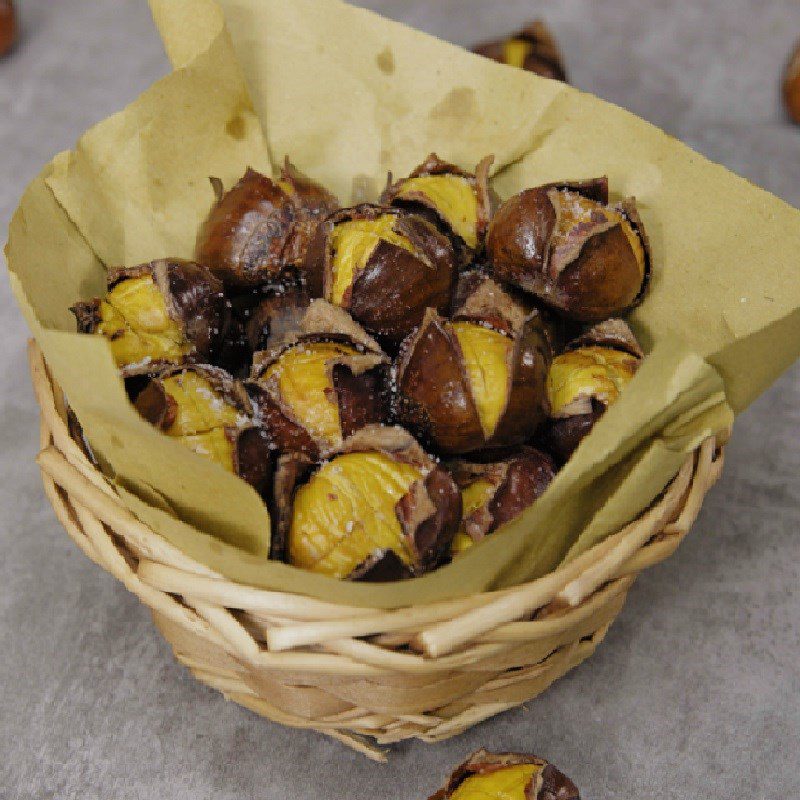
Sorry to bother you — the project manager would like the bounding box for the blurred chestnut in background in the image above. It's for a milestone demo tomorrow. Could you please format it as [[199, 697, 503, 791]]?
[[0, 1, 17, 57], [784, 38, 800, 124], [473, 19, 568, 82]]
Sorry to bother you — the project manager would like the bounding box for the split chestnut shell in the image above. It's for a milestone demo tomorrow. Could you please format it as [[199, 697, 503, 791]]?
[[486, 177, 650, 322]]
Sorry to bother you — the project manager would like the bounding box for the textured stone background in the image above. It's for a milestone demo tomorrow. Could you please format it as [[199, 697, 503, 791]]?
[[1, 1, 799, 798]]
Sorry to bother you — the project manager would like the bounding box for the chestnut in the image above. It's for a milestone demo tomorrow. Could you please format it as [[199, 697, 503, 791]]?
[[303, 204, 457, 344], [395, 275, 551, 455], [380, 153, 494, 264], [280, 425, 461, 580], [486, 177, 650, 322], [244, 283, 310, 353], [449, 447, 556, 555], [473, 19, 568, 82], [134, 364, 272, 493], [196, 161, 339, 288], [540, 319, 643, 463], [249, 300, 390, 459], [429, 750, 580, 800], [71, 258, 228, 377]]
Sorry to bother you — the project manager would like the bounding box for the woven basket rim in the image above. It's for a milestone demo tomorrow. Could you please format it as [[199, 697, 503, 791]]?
[[29, 339, 726, 758]]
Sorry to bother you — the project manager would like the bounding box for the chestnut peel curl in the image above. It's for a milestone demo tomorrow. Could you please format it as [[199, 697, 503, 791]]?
[[71, 259, 228, 376], [395, 277, 551, 455], [381, 153, 494, 264], [197, 162, 339, 288], [486, 178, 650, 321], [134, 364, 272, 493], [281, 425, 461, 580], [449, 447, 556, 554], [541, 319, 643, 462], [473, 19, 568, 82], [303, 204, 457, 343], [428, 750, 580, 800]]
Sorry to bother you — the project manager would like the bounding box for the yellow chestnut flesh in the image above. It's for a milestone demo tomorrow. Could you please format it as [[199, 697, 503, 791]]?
[[329, 215, 415, 304], [547, 346, 638, 417], [263, 342, 358, 449], [97, 276, 189, 369], [394, 175, 479, 248], [451, 321, 512, 438], [159, 371, 247, 471], [450, 764, 541, 800], [451, 478, 496, 555], [553, 191, 645, 279], [501, 38, 532, 69], [289, 452, 422, 578]]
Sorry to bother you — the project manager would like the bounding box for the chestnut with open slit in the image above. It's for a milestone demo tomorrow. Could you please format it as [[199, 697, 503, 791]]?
[[70, 258, 228, 377], [278, 425, 461, 581], [486, 177, 650, 321]]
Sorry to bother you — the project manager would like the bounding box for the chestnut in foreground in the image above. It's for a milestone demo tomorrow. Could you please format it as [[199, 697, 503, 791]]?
[[472, 19, 568, 82], [784, 39, 800, 124], [303, 204, 456, 343], [395, 275, 551, 455], [381, 153, 494, 264], [71, 258, 228, 376], [541, 319, 643, 462], [428, 750, 580, 800], [449, 448, 556, 555], [134, 364, 272, 493], [486, 177, 650, 322], [249, 301, 389, 459], [281, 425, 461, 581], [196, 161, 339, 288]]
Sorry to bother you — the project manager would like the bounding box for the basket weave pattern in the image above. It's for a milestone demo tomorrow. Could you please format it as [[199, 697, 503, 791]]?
[[29, 341, 725, 760]]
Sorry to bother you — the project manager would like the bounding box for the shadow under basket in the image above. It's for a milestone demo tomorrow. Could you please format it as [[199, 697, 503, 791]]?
[[29, 340, 726, 761]]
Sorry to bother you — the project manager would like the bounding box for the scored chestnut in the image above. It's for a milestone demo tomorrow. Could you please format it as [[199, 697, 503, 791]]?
[[302, 204, 456, 344], [449, 447, 556, 555], [428, 750, 580, 800], [380, 153, 494, 264], [71, 258, 228, 376], [395, 274, 551, 456], [248, 300, 390, 459], [486, 177, 650, 322], [279, 425, 461, 581], [472, 19, 568, 82], [196, 160, 339, 288], [134, 364, 272, 493], [540, 319, 643, 463]]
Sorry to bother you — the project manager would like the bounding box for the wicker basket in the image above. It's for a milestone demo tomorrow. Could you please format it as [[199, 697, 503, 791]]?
[[29, 339, 726, 761]]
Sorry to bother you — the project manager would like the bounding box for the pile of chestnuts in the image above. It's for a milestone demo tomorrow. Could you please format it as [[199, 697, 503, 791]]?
[[72, 153, 650, 582]]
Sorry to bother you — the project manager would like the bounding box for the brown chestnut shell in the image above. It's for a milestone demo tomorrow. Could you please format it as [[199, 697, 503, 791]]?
[[71, 258, 229, 377], [428, 750, 580, 800], [486, 177, 651, 322], [380, 153, 494, 264], [303, 204, 457, 344], [196, 163, 338, 288], [473, 20, 568, 82]]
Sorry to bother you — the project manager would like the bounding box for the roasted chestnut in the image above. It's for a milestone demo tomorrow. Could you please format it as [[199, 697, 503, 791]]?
[[249, 300, 389, 459], [486, 177, 650, 322], [196, 161, 339, 288], [449, 447, 556, 555], [380, 153, 494, 264], [395, 275, 551, 455], [244, 283, 310, 353], [133, 364, 272, 492], [277, 425, 461, 580], [71, 258, 228, 376], [303, 204, 456, 343], [473, 19, 568, 82], [429, 750, 580, 800], [540, 319, 643, 462]]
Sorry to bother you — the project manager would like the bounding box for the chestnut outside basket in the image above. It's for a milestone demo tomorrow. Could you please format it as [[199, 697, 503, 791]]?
[[29, 340, 726, 761]]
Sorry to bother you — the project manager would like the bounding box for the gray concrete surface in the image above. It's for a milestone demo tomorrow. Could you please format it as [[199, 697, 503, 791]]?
[[1, 1, 799, 798]]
